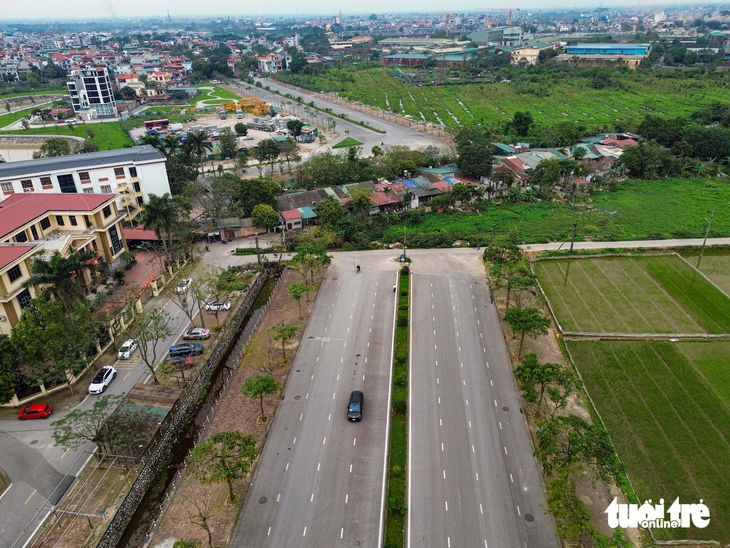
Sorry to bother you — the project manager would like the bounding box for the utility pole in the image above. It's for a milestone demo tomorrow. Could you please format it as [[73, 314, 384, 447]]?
[[569, 222, 577, 252], [255, 233, 261, 265], [697, 210, 714, 269], [403, 226, 407, 261]]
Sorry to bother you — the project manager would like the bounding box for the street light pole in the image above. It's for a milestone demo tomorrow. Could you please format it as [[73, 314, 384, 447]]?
[[403, 226, 407, 261]]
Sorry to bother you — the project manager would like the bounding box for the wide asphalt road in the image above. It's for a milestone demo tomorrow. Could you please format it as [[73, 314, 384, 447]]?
[[232, 254, 398, 547], [407, 249, 559, 548]]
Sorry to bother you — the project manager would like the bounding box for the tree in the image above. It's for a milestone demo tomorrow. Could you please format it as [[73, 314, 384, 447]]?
[[455, 126, 493, 179], [351, 186, 375, 215], [140, 193, 192, 259], [287, 282, 314, 319], [122, 308, 174, 385], [251, 203, 280, 230], [218, 127, 237, 159], [490, 262, 535, 307], [514, 353, 576, 417], [183, 132, 214, 169], [271, 322, 298, 360], [512, 111, 533, 137], [119, 86, 137, 100], [234, 122, 248, 135], [186, 493, 221, 548], [289, 242, 331, 284], [286, 119, 305, 136], [503, 307, 551, 357], [530, 158, 562, 196], [242, 374, 281, 420], [189, 430, 257, 501], [314, 197, 344, 225], [23, 248, 99, 315], [51, 394, 124, 457], [33, 137, 71, 158], [536, 415, 623, 484], [278, 139, 300, 172], [0, 335, 18, 404], [254, 138, 281, 172], [233, 176, 282, 218], [165, 155, 199, 196], [74, 138, 99, 154], [483, 236, 522, 265]]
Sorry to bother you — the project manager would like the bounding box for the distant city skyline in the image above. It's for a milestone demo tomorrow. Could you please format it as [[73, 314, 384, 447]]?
[[0, 0, 721, 22]]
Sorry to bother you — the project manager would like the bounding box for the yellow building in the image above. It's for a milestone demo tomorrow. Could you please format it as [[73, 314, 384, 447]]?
[[0, 192, 127, 332]]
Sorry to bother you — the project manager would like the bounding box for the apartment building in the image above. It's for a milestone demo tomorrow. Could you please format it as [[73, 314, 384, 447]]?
[[67, 66, 118, 119], [0, 193, 127, 332], [0, 145, 170, 225]]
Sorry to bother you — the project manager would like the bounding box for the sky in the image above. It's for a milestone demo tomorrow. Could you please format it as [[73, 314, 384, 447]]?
[[0, 0, 720, 20]]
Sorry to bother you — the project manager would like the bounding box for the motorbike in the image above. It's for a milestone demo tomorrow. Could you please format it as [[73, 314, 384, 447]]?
[[356, 265, 360, 273]]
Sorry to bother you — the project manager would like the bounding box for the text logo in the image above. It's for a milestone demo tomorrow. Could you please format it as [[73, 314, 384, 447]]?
[[605, 498, 710, 529]]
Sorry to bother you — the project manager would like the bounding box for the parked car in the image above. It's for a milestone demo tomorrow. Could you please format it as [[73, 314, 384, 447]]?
[[89, 366, 117, 395], [162, 356, 195, 370], [182, 328, 211, 340], [175, 278, 192, 293], [169, 342, 204, 358], [18, 403, 53, 420], [118, 339, 138, 360], [205, 300, 231, 312], [347, 390, 364, 422]]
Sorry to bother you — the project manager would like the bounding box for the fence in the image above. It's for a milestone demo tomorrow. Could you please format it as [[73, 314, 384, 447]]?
[[96, 267, 277, 547]]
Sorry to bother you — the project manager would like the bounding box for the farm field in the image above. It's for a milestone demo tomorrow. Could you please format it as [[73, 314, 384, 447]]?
[[567, 339, 730, 542], [680, 251, 730, 296], [382, 179, 730, 245], [276, 67, 730, 129], [534, 254, 730, 334]]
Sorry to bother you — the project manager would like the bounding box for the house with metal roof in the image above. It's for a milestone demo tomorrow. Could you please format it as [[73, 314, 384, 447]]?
[[0, 145, 169, 225]]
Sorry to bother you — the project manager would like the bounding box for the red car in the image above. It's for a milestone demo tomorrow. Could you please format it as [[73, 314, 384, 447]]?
[[18, 403, 53, 420]]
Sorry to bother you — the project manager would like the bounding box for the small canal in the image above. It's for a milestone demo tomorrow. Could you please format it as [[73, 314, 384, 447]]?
[[118, 279, 276, 548]]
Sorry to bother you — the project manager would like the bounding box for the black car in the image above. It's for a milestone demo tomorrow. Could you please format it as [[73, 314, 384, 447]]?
[[169, 342, 204, 358], [347, 390, 364, 422]]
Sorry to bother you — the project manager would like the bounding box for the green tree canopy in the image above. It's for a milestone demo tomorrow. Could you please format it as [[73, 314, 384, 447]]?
[[190, 430, 257, 501], [454, 126, 493, 179], [241, 374, 281, 419], [33, 137, 71, 158], [514, 353, 577, 417], [251, 203, 280, 230], [503, 306, 551, 357], [314, 197, 345, 225]]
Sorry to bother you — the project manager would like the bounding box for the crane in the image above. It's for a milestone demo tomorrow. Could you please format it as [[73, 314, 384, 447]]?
[[481, 8, 520, 27]]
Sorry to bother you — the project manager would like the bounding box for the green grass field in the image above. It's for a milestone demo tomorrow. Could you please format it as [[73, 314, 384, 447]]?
[[681, 251, 730, 297], [535, 255, 730, 334], [0, 122, 133, 150], [276, 67, 730, 129], [567, 339, 730, 542], [332, 137, 362, 148]]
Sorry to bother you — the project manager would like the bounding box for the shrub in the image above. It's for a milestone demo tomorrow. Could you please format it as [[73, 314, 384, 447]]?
[[393, 399, 407, 414], [400, 265, 410, 275], [394, 373, 407, 385], [391, 464, 403, 476], [399, 304, 408, 311], [398, 316, 408, 327], [395, 351, 407, 364]]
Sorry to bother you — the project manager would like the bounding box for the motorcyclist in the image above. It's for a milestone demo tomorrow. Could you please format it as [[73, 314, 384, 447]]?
[[356, 265, 360, 273]]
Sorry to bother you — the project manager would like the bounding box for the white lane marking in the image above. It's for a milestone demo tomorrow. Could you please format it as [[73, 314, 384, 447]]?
[[346, 494, 349, 503], [445, 500, 448, 511], [316, 357, 319, 362], [494, 400, 497, 406], [517, 506, 521, 516], [510, 474, 514, 483], [306, 393, 309, 399], [349, 464, 353, 473], [353, 438, 357, 446], [277, 493, 281, 502], [441, 443, 444, 451], [472, 445, 475, 453], [490, 380, 493, 386], [499, 422, 502, 430], [504, 446, 508, 455], [437, 378, 439, 384], [443, 470, 446, 479], [460, 362, 463, 368], [337, 374, 340, 380], [433, 330, 436, 335], [435, 360, 438, 366], [463, 380, 465, 386], [328, 414, 331, 421], [466, 399, 469, 406], [323, 437, 327, 445], [468, 421, 472, 428], [285, 463, 289, 471], [435, 344, 437, 350], [483, 348, 486, 353], [311, 493, 314, 501], [433, 317, 435, 322], [487, 362, 489, 368], [303, 527, 307, 536], [485, 540, 489, 548], [480, 504, 484, 515], [341, 528, 344, 539], [268, 527, 272, 535], [311, 374, 314, 380], [293, 437, 297, 445], [333, 392, 336, 399], [317, 462, 321, 471], [440, 419, 442, 426], [363, 375, 365, 380], [476, 473, 479, 482], [480, 333, 483, 339], [448, 537, 451, 548], [300, 414, 303, 420], [438, 397, 441, 404]]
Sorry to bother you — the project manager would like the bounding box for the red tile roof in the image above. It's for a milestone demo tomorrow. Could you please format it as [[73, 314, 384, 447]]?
[[281, 209, 302, 220], [371, 189, 404, 207], [433, 181, 452, 193], [0, 244, 36, 270], [123, 228, 160, 241], [0, 193, 115, 239]]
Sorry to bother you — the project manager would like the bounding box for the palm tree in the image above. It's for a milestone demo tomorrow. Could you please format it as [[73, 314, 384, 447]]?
[[163, 134, 181, 157], [183, 132, 214, 169], [140, 193, 177, 256], [23, 249, 98, 315], [142, 133, 165, 154]]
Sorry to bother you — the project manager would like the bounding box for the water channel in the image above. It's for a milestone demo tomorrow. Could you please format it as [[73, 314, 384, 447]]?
[[118, 279, 275, 547]]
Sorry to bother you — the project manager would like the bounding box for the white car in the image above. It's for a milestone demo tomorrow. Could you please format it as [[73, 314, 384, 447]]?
[[118, 339, 138, 360], [205, 300, 231, 312], [176, 278, 192, 293], [89, 366, 117, 395]]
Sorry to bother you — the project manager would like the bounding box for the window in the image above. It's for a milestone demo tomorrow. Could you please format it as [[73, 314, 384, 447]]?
[[83, 188, 95, 194], [129, 167, 137, 177], [40, 217, 51, 230], [79, 171, 91, 182], [30, 226, 38, 240], [8, 265, 22, 283], [133, 182, 141, 192], [100, 185, 112, 194], [109, 225, 123, 254], [40, 176, 53, 189], [103, 205, 112, 218], [136, 196, 144, 206], [1, 182, 13, 192], [15, 232, 27, 243], [21, 179, 34, 192], [69, 216, 78, 226], [57, 174, 77, 193], [114, 167, 125, 178], [18, 289, 32, 309], [56, 215, 65, 226], [85, 215, 92, 228]]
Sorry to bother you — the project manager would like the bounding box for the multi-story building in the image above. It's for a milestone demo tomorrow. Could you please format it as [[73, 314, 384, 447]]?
[[0, 145, 170, 225], [67, 66, 117, 119], [0, 192, 127, 332]]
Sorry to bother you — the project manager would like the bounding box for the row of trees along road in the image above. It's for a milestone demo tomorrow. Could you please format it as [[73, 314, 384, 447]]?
[[483, 239, 630, 545]]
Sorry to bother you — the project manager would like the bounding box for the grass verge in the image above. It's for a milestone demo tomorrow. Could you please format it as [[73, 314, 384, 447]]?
[[332, 137, 363, 148], [384, 268, 409, 547], [0, 121, 133, 150]]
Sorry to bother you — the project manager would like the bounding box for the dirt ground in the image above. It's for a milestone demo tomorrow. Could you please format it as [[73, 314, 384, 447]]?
[[491, 276, 643, 547], [151, 268, 320, 548]]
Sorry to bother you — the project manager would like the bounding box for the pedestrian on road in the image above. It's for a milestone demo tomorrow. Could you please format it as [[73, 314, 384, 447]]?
[[393, 284, 397, 293]]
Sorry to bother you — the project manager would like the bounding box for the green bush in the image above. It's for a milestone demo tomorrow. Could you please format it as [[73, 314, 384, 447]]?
[[398, 316, 408, 327], [398, 304, 408, 311], [393, 399, 407, 414], [391, 464, 403, 476], [400, 265, 410, 275], [395, 351, 407, 364], [394, 372, 407, 385]]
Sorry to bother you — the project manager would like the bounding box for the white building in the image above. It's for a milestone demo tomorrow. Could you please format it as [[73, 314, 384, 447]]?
[[67, 66, 118, 119], [0, 145, 169, 225]]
